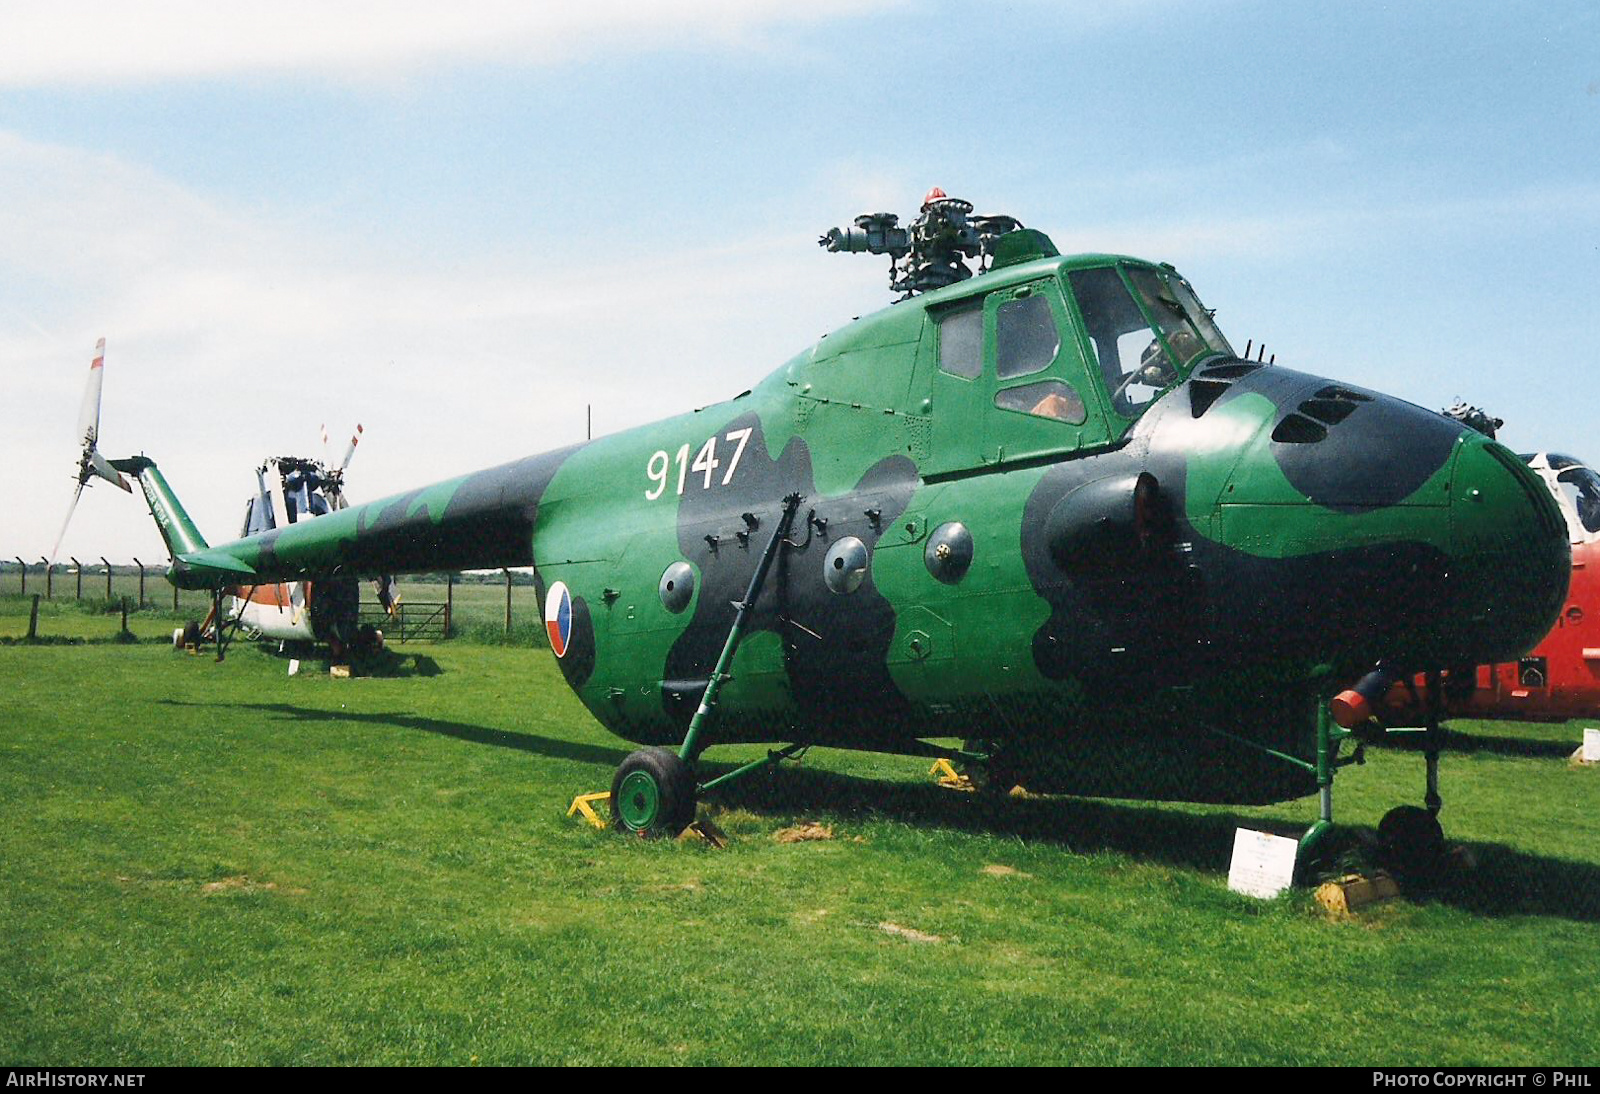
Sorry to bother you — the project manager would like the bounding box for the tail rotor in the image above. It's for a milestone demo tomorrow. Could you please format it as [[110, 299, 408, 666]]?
[[52, 338, 131, 560]]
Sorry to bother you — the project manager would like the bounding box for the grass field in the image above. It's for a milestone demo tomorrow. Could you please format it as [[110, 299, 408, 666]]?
[[1, 594, 1597, 1065]]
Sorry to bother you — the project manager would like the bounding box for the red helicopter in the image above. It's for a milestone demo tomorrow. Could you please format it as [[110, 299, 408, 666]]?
[[1447, 448, 1600, 721]]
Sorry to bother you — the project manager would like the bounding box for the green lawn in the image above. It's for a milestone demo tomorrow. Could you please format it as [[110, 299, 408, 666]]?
[[0, 596, 1596, 1065]]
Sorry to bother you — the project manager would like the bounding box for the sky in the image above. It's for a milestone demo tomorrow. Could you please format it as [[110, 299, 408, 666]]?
[[2, 0, 1597, 564]]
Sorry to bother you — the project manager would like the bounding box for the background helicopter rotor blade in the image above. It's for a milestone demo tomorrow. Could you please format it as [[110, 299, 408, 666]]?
[[71, 338, 129, 492], [339, 423, 363, 474], [77, 338, 105, 452], [55, 338, 130, 561], [49, 481, 85, 564]]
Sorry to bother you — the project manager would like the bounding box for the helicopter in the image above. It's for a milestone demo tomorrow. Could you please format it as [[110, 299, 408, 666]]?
[[1469, 450, 1600, 720], [55, 347, 393, 660], [67, 190, 1570, 871], [1337, 404, 1600, 726], [186, 436, 400, 660]]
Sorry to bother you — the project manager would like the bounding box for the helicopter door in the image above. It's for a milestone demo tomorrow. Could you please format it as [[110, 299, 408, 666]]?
[[924, 278, 1112, 477]]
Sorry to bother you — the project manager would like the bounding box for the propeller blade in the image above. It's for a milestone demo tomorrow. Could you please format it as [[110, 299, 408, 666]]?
[[49, 481, 85, 563]]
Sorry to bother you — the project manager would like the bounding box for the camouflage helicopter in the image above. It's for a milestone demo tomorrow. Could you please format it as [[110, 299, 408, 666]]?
[[1340, 404, 1600, 728], [75, 190, 1569, 869]]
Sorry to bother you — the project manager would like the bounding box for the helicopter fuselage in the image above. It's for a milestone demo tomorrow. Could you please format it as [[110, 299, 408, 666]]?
[[142, 248, 1570, 805]]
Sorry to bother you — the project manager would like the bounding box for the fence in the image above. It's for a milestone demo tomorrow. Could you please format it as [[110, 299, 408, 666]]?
[[360, 601, 449, 642], [1, 560, 546, 640]]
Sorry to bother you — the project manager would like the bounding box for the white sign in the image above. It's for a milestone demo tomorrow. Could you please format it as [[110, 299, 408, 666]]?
[[287, 658, 301, 677], [1228, 828, 1299, 899], [1584, 727, 1600, 764]]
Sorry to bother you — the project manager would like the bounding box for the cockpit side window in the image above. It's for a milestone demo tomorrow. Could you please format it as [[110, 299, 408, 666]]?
[[937, 304, 983, 379], [995, 293, 1060, 379], [1068, 266, 1179, 418], [995, 379, 1086, 424], [1557, 467, 1600, 535]]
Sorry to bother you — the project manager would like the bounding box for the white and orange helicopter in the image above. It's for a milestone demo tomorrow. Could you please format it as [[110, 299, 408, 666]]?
[[58, 339, 396, 660]]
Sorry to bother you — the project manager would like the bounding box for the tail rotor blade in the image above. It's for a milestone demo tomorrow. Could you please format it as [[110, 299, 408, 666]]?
[[49, 481, 85, 563], [69, 337, 129, 492], [76, 338, 105, 450], [89, 450, 131, 492]]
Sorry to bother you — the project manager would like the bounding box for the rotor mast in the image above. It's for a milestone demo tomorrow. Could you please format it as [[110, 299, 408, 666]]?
[[819, 188, 1024, 299]]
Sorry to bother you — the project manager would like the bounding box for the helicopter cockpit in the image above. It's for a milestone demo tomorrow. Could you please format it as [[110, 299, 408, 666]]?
[[1524, 453, 1600, 543], [820, 195, 1238, 475], [1068, 264, 1233, 418]]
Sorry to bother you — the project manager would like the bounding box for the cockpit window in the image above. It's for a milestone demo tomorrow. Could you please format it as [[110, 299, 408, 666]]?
[[1167, 274, 1233, 358], [995, 379, 1086, 424], [1125, 267, 1232, 368], [995, 293, 1060, 379], [1125, 268, 1207, 368], [1558, 467, 1600, 534], [1068, 266, 1181, 417], [937, 305, 983, 379]]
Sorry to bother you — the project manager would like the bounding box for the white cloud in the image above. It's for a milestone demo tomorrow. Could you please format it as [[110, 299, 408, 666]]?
[[0, 1, 902, 87], [0, 130, 880, 561]]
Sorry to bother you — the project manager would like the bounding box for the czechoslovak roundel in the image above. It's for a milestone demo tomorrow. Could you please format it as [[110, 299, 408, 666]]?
[[544, 581, 572, 658]]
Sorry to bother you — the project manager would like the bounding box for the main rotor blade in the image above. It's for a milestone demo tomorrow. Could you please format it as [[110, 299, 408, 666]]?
[[49, 481, 85, 564], [339, 423, 363, 473]]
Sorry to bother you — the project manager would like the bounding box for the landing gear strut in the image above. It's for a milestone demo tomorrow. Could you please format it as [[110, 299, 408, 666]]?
[[609, 494, 804, 837], [1376, 670, 1449, 876]]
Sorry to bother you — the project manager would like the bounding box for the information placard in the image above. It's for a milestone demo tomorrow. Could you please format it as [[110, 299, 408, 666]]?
[[1228, 828, 1299, 899], [1583, 727, 1600, 764]]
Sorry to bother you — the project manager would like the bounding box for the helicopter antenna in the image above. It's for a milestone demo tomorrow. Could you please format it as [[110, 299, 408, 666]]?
[[819, 188, 1024, 299]]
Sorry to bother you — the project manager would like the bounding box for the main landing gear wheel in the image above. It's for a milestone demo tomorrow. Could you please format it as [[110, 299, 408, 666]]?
[[610, 748, 697, 837], [1377, 805, 1446, 877]]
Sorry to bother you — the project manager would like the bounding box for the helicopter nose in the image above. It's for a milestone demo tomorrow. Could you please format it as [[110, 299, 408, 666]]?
[[1444, 435, 1570, 663], [1200, 368, 1568, 671]]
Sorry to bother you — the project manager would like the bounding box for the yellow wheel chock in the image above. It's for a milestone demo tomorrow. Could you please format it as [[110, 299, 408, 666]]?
[[929, 758, 974, 792], [567, 791, 612, 830]]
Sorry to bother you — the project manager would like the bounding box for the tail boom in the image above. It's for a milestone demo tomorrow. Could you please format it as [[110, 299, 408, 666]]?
[[138, 447, 578, 590]]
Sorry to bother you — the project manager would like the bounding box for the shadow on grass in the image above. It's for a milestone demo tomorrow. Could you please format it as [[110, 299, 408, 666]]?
[[152, 700, 1600, 922], [1376, 725, 1579, 760], [156, 699, 630, 768], [705, 760, 1600, 923], [241, 646, 445, 679]]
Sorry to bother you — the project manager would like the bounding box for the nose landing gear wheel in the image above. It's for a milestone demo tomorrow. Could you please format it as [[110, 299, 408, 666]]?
[[1377, 804, 1446, 877], [610, 747, 697, 837]]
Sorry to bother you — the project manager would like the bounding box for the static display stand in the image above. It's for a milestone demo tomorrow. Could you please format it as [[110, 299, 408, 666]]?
[[1228, 828, 1298, 899]]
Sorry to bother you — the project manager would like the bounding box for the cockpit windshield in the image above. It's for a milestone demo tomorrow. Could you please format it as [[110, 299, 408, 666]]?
[[1067, 265, 1232, 419], [1558, 466, 1600, 535]]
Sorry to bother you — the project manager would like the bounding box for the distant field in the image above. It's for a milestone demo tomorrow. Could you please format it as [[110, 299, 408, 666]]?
[[0, 569, 546, 641], [1, 599, 1597, 1065]]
